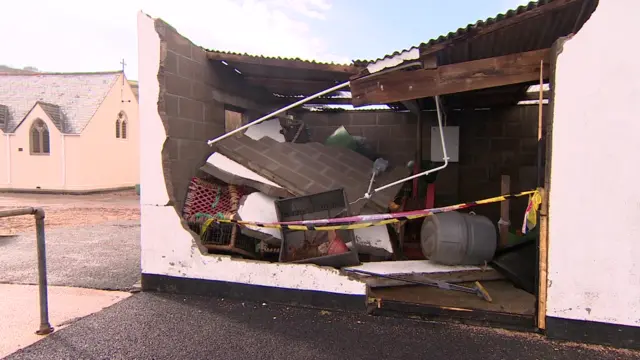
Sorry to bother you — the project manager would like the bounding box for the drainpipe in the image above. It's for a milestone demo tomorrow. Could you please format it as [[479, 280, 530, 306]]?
[[365, 95, 449, 198], [61, 134, 66, 188], [6, 134, 11, 185]]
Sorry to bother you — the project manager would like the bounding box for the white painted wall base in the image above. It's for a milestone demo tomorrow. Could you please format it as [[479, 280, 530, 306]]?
[[141, 204, 367, 295]]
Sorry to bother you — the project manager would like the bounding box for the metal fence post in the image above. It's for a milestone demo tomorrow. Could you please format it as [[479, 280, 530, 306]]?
[[34, 208, 53, 335], [0, 207, 53, 335]]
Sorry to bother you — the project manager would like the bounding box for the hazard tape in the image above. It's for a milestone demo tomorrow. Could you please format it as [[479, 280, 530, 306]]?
[[196, 189, 540, 232]]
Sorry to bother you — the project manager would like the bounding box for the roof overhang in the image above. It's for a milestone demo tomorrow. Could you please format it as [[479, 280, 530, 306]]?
[[206, 51, 363, 98], [349, 0, 597, 109]]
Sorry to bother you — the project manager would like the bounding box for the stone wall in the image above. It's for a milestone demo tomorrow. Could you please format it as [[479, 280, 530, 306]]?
[[154, 19, 275, 211]]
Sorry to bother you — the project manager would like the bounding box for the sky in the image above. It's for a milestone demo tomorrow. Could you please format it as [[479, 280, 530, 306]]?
[[1, 0, 531, 80]]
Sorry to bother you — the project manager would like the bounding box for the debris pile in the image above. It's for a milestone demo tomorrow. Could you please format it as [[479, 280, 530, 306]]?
[[181, 118, 406, 264]]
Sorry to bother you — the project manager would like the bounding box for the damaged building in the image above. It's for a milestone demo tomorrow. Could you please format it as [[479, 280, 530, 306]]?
[[137, 0, 640, 350]]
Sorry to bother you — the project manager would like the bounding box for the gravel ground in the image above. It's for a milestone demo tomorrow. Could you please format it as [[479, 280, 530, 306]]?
[[0, 191, 139, 235], [0, 220, 140, 290], [0, 191, 140, 290], [7, 292, 638, 360]]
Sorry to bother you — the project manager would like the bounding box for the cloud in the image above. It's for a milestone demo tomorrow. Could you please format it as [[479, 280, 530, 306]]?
[[146, 0, 345, 63], [268, 0, 332, 19], [0, 0, 347, 80]]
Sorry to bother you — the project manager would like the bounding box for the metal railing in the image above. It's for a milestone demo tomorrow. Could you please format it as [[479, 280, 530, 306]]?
[[0, 207, 53, 335]]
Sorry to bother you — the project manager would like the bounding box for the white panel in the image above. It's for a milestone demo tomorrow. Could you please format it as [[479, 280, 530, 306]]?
[[345, 260, 488, 275], [137, 12, 170, 206], [238, 192, 282, 240], [547, 0, 640, 327], [206, 152, 282, 188], [244, 118, 285, 142], [430, 126, 459, 163]]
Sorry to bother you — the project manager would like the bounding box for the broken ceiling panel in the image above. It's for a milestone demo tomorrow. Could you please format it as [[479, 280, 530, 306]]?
[[214, 134, 407, 214], [201, 153, 291, 198]]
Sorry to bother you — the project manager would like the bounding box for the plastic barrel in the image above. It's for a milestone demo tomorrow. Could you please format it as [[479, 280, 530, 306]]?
[[420, 211, 497, 265]]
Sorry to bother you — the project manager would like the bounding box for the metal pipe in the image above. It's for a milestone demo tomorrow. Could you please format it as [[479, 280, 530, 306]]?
[[207, 81, 350, 146], [206, 60, 424, 147], [34, 208, 53, 335], [0, 207, 37, 218], [367, 95, 449, 197], [0, 207, 53, 335]]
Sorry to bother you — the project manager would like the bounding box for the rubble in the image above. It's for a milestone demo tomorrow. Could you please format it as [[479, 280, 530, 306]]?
[[214, 133, 408, 214], [192, 118, 409, 265]]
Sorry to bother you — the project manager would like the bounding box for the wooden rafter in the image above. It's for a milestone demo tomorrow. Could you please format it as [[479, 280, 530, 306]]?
[[274, 97, 353, 105], [207, 52, 359, 75], [244, 76, 339, 88], [350, 49, 550, 106]]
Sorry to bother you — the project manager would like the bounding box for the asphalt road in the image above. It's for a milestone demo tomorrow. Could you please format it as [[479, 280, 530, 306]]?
[[0, 220, 140, 290], [7, 292, 637, 360]]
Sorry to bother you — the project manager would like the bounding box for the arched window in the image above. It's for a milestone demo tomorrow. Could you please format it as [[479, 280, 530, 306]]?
[[117, 111, 128, 140], [30, 119, 50, 155], [121, 119, 128, 139]]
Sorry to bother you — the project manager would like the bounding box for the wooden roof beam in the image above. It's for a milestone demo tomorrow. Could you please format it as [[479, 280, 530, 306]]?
[[207, 52, 360, 75], [243, 76, 341, 87], [274, 97, 353, 105], [350, 48, 550, 107]]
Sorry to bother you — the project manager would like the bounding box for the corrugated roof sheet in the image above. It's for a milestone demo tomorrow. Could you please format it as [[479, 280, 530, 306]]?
[[353, 0, 590, 67], [0, 72, 120, 134], [207, 49, 355, 67]]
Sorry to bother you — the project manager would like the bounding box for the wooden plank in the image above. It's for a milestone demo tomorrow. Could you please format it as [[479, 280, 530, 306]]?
[[351, 49, 550, 106], [207, 52, 359, 74], [353, 268, 505, 288], [244, 76, 340, 87], [499, 175, 511, 248], [537, 37, 566, 330], [275, 97, 354, 105], [524, 91, 549, 101], [243, 76, 340, 95], [419, 0, 582, 58]]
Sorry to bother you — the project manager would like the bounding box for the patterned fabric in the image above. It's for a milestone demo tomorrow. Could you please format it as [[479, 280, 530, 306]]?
[[182, 177, 246, 220]]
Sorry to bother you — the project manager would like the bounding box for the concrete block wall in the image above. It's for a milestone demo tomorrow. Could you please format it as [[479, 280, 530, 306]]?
[[301, 107, 540, 223], [456, 105, 543, 224], [300, 111, 419, 167], [154, 19, 275, 211]]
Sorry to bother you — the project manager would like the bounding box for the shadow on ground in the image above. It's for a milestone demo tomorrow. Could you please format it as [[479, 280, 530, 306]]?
[[0, 220, 140, 290], [7, 292, 637, 360]]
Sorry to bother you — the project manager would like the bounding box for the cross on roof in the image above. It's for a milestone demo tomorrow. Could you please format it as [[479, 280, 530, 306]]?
[[120, 59, 126, 84]]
